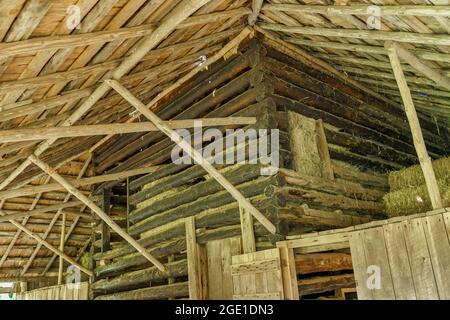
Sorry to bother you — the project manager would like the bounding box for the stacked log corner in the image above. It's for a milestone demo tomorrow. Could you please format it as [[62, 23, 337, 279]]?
[[89, 39, 449, 300]]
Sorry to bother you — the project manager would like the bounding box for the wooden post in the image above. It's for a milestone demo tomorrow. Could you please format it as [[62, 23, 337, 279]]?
[[239, 206, 256, 253], [126, 177, 131, 232], [101, 188, 111, 253], [28, 154, 166, 272], [385, 41, 443, 210], [106, 79, 276, 235], [185, 217, 202, 299], [57, 212, 66, 285], [277, 241, 300, 300]]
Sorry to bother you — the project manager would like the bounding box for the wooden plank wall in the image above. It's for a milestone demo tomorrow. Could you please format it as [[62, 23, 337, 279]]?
[[231, 248, 296, 300], [350, 212, 450, 299], [206, 237, 242, 299], [16, 282, 89, 300]]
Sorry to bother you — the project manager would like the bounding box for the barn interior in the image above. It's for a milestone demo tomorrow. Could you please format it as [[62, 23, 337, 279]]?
[[0, 0, 449, 300]]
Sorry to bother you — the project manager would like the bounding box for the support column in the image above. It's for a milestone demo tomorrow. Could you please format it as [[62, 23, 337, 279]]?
[[101, 188, 111, 253], [385, 41, 443, 210], [57, 212, 66, 285]]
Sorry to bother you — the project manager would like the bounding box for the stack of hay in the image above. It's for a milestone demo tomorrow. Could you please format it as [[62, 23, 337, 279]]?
[[384, 157, 450, 217]]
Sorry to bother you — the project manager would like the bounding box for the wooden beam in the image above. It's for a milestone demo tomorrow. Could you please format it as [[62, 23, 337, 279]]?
[[263, 4, 450, 17], [0, 211, 92, 276], [0, 166, 161, 200], [107, 79, 276, 234], [385, 41, 443, 210], [0, 118, 256, 143], [284, 38, 450, 63], [0, 61, 118, 93], [249, 0, 264, 25], [387, 41, 450, 91], [0, 8, 248, 59], [0, 0, 213, 192], [179, 7, 251, 28], [0, 23, 155, 59], [259, 23, 450, 46], [29, 154, 166, 272], [0, 201, 87, 223]]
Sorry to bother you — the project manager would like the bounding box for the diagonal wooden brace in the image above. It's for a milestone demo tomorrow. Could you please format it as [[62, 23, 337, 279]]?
[[29, 154, 166, 272], [106, 79, 277, 235], [0, 210, 92, 277]]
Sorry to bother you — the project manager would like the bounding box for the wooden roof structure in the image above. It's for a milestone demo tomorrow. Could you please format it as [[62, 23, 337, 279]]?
[[0, 0, 448, 281]]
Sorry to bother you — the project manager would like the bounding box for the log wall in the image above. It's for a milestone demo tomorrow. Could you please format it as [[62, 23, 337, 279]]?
[[90, 39, 449, 300]]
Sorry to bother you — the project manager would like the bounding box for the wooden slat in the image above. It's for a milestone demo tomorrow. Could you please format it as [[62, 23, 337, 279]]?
[[422, 214, 450, 299], [206, 237, 242, 299], [361, 228, 396, 299], [349, 231, 373, 300], [382, 223, 416, 300], [206, 238, 223, 300], [402, 219, 439, 299]]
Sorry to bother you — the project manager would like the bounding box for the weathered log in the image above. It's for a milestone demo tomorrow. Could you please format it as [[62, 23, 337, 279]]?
[[279, 206, 372, 229], [273, 95, 421, 158], [95, 282, 189, 300], [277, 168, 384, 201], [92, 259, 188, 293], [128, 136, 262, 206], [129, 176, 284, 236], [298, 274, 356, 297], [129, 163, 264, 224], [295, 253, 353, 275], [281, 186, 384, 216], [265, 46, 448, 149]]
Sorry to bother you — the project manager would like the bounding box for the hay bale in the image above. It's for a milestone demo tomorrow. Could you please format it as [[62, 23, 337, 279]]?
[[383, 178, 450, 217], [388, 156, 450, 191]]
